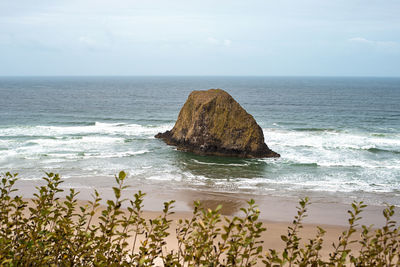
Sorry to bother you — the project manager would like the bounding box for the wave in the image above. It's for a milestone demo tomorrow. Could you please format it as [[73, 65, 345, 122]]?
[[47, 121, 97, 126], [191, 159, 250, 167], [260, 157, 399, 169], [234, 176, 400, 194], [366, 147, 400, 155], [13, 149, 150, 161], [0, 122, 166, 163], [0, 122, 173, 138], [289, 162, 319, 167], [262, 127, 400, 170], [264, 128, 400, 151], [0, 135, 59, 140], [84, 150, 150, 159], [1, 122, 399, 200], [371, 133, 387, 137], [33, 136, 124, 146], [293, 127, 340, 132]]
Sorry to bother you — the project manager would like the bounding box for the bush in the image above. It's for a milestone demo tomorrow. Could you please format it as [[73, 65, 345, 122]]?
[[0, 171, 399, 266]]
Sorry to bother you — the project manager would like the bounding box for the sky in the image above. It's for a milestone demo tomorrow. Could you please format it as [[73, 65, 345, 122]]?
[[0, 0, 400, 76]]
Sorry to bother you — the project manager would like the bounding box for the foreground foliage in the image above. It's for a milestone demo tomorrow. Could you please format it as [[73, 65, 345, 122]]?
[[0, 172, 399, 266]]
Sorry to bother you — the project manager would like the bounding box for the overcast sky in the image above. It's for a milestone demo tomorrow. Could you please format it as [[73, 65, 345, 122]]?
[[1, 0, 399, 76]]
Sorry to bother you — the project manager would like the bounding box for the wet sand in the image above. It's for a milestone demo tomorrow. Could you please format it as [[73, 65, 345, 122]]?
[[15, 179, 399, 227]]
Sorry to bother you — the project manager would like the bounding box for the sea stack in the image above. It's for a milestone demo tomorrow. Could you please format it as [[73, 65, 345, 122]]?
[[155, 89, 280, 158]]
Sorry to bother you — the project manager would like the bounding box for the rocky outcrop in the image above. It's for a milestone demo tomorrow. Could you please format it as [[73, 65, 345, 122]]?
[[155, 89, 279, 158]]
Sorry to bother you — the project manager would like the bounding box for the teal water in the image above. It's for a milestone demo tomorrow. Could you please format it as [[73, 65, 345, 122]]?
[[0, 76, 399, 205]]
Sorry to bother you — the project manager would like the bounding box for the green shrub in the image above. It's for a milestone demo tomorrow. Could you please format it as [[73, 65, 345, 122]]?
[[0, 171, 399, 266]]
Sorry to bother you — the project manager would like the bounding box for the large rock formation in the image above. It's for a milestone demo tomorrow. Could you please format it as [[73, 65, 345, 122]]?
[[155, 89, 280, 158]]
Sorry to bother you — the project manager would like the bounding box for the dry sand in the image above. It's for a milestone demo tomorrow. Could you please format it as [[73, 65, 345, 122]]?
[[21, 198, 351, 266]]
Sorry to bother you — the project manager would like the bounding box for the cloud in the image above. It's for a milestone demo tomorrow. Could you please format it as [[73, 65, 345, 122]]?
[[79, 36, 97, 47], [206, 37, 232, 47], [77, 34, 112, 51], [348, 37, 398, 47], [206, 37, 219, 45], [223, 39, 232, 46], [349, 37, 373, 44]]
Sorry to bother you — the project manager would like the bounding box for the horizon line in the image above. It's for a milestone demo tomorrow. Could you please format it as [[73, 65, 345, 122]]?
[[1, 74, 400, 78]]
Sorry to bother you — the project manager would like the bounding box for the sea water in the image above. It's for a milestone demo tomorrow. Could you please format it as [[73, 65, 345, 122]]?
[[0, 76, 399, 206]]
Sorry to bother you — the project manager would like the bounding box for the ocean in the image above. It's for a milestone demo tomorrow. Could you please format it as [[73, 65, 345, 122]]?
[[0, 76, 399, 206]]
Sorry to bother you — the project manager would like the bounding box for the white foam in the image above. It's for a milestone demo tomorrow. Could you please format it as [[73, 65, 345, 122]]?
[[234, 173, 399, 194], [0, 122, 173, 138], [264, 128, 400, 151], [83, 150, 149, 159], [146, 174, 182, 182], [191, 159, 249, 167], [1, 122, 399, 199], [32, 136, 123, 147], [263, 128, 400, 169], [0, 122, 169, 163]]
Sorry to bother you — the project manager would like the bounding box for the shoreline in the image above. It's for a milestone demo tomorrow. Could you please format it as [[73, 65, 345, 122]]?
[[15, 179, 400, 227]]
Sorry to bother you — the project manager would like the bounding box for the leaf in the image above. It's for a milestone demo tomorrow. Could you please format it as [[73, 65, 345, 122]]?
[[119, 171, 127, 180]]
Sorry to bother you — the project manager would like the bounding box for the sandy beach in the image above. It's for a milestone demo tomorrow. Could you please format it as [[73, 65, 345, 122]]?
[[21, 197, 350, 266], [15, 177, 399, 265], [16, 178, 399, 227]]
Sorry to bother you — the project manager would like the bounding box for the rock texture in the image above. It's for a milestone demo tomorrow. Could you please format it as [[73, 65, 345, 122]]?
[[155, 89, 280, 158]]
